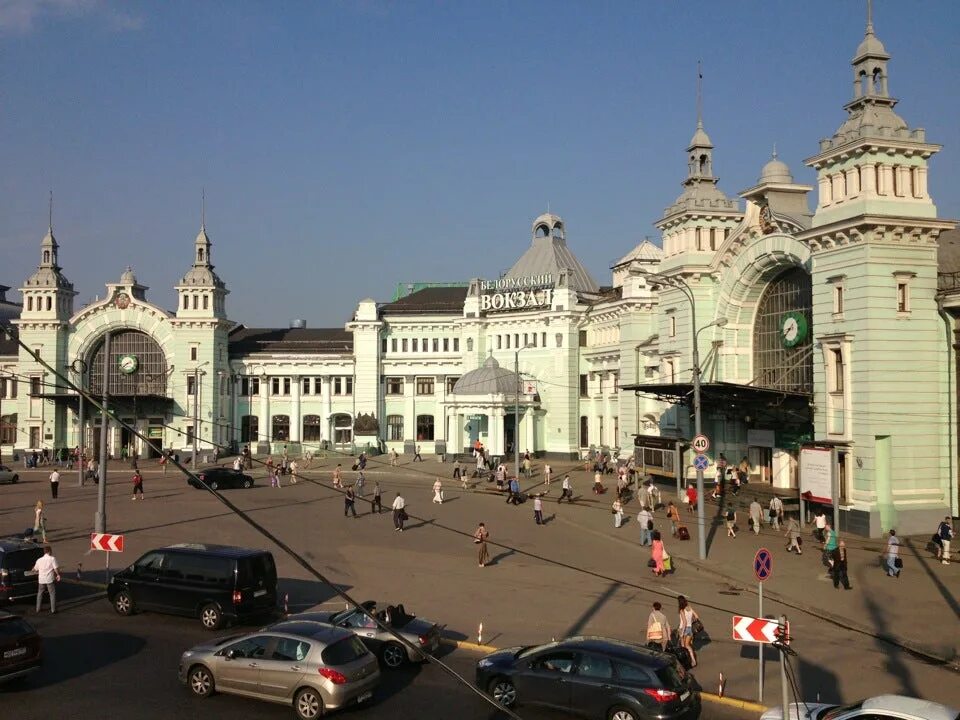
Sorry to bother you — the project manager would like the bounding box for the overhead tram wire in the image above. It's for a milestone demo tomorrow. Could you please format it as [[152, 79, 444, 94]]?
[[0, 321, 525, 720]]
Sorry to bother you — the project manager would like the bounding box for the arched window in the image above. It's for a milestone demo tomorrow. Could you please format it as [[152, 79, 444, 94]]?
[[752, 267, 813, 393], [535, 224, 550, 238], [198, 248, 205, 262], [416, 415, 434, 441], [203, 295, 209, 310], [332, 413, 352, 446], [27, 297, 33, 312], [386, 414, 404, 441], [241, 415, 259, 443], [45, 296, 51, 311], [302, 414, 321, 442], [272, 414, 290, 441], [0, 413, 17, 445], [183, 295, 189, 310], [43, 250, 50, 264], [87, 330, 169, 396], [192, 295, 198, 310]]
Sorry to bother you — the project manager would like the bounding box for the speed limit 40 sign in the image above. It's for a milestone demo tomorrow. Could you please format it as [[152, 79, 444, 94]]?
[[692, 434, 710, 453]]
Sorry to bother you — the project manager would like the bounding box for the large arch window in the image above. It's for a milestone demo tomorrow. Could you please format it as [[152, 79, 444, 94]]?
[[88, 330, 169, 396], [0, 413, 16, 445], [386, 415, 404, 441], [752, 267, 813, 393], [241, 415, 258, 443], [332, 414, 352, 446], [271, 415, 290, 441], [302, 414, 322, 442], [416, 415, 434, 441]]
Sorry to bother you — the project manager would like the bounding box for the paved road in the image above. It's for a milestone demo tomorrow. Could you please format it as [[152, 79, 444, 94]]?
[[1, 592, 746, 720], [2, 456, 958, 716]]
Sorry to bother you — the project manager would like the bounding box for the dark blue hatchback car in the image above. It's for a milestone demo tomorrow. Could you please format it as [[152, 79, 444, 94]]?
[[476, 636, 700, 720]]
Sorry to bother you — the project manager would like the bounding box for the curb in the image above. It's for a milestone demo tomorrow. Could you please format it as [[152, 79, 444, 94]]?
[[440, 637, 500, 654], [61, 578, 108, 590]]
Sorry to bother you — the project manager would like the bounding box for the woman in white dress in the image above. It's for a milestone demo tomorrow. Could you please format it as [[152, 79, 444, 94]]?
[[432, 478, 443, 504]]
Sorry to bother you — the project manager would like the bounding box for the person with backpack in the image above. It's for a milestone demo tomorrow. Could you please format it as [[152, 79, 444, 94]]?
[[769, 495, 784, 530], [725, 505, 738, 538], [666, 501, 681, 537], [646, 602, 671, 652]]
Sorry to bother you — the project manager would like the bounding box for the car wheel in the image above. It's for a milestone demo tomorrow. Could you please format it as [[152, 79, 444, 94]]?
[[242, 478, 252, 489], [11, 475, 18, 484], [488, 676, 517, 708], [209, 480, 219, 491], [200, 603, 222, 630], [113, 590, 135, 616], [608, 706, 639, 720], [380, 641, 406, 669], [188, 665, 215, 698], [294, 687, 324, 719]]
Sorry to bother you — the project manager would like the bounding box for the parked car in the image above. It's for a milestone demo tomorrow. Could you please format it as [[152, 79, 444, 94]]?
[[0, 465, 19, 484], [107, 544, 277, 630], [188, 468, 255, 490], [285, 600, 444, 669], [0, 538, 45, 604], [0, 611, 42, 685], [476, 636, 700, 720], [179, 620, 380, 719], [760, 694, 960, 720]]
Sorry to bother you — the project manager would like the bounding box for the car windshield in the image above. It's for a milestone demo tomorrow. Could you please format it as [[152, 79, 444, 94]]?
[[0, 618, 33, 638], [517, 643, 554, 659], [655, 663, 685, 691], [321, 635, 369, 665], [820, 702, 862, 720]]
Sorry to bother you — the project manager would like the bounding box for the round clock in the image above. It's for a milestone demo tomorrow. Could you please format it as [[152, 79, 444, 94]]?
[[780, 312, 809, 348], [118, 354, 139, 375], [115, 292, 131, 309]]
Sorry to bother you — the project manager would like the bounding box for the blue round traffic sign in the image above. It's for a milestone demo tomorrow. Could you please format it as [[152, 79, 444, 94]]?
[[693, 454, 709, 471], [754, 548, 773, 581]]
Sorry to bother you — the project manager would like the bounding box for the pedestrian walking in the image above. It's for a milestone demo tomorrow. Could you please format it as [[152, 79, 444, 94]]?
[[87, 457, 98, 485], [651, 530, 666, 576], [684, 484, 697, 514], [372, 480, 382, 514], [233, 456, 242, 472], [159, 453, 168, 475], [646, 601, 671, 652], [544, 464, 552, 486], [885, 529, 901, 577], [392, 493, 406, 531], [784, 514, 802, 554], [355, 471, 365, 497], [822, 523, 838, 569], [533, 494, 544, 525], [432, 478, 444, 504], [333, 464, 343, 489], [49, 469, 60, 499], [616, 472, 628, 501], [270, 470, 281, 488], [612, 498, 624, 528], [32, 545, 60, 614], [390, 448, 399, 466], [506, 476, 521, 505], [453, 459, 462, 480], [830, 540, 851, 590], [593, 470, 604, 495], [725, 506, 738, 538], [935, 516, 953, 565], [813, 509, 827, 544], [474, 522, 490, 567], [638, 507, 653, 546], [413, 445, 423, 462], [522, 456, 531, 479], [131, 469, 144, 500], [33, 501, 47, 543], [677, 596, 699, 668], [289, 460, 299, 484], [559, 474, 573, 503], [749, 497, 762, 535], [344, 486, 357, 517], [266, 456, 275, 477], [666, 501, 681, 537], [769, 495, 784, 530]]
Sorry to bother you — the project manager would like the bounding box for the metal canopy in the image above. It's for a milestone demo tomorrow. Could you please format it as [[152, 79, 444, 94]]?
[[622, 381, 811, 406]]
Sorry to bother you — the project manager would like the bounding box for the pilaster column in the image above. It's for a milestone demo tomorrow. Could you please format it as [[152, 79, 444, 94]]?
[[524, 405, 535, 453], [321, 377, 332, 441], [880, 164, 894, 196], [846, 167, 860, 196], [436, 376, 447, 442], [258, 380, 270, 451], [290, 375, 301, 442], [818, 176, 832, 207]]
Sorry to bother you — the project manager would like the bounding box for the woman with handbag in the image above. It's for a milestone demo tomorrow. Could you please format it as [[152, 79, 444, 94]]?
[[474, 522, 490, 567], [650, 530, 666, 576], [677, 596, 699, 668]]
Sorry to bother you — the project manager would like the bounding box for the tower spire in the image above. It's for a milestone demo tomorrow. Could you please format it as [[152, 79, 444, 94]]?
[[48, 190, 53, 234], [696, 60, 703, 128], [866, 0, 873, 35], [201, 187, 206, 231]]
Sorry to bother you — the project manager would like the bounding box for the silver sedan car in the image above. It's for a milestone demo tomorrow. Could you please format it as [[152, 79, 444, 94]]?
[[0, 465, 19, 484], [179, 620, 380, 720]]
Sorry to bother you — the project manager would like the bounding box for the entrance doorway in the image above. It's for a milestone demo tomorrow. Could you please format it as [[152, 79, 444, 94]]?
[[503, 414, 516, 455], [748, 446, 773, 483]]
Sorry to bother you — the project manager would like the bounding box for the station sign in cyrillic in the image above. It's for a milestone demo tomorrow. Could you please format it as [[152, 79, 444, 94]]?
[[479, 274, 555, 313]]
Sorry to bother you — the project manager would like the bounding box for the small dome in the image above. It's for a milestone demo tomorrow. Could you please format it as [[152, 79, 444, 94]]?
[[120, 266, 138, 285], [759, 155, 793, 184], [688, 122, 712, 149], [855, 31, 888, 60], [451, 355, 521, 396]]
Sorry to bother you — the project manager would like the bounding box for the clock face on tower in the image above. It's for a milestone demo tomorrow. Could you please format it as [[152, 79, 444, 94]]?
[[118, 354, 139, 375], [780, 312, 808, 348]]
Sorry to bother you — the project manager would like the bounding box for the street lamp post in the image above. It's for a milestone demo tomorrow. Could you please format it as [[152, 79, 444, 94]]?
[[514, 345, 532, 479], [631, 268, 727, 560], [70, 359, 88, 487], [191, 362, 209, 470]]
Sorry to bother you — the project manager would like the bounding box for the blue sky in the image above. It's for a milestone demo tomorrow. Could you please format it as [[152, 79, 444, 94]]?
[[2, 0, 958, 326]]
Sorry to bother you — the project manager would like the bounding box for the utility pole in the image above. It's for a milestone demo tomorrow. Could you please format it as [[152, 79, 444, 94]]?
[[779, 615, 790, 720], [690, 299, 706, 561], [73, 359, 87, 486], [95, 332, 111, 534], [192, 367, 200, 469]]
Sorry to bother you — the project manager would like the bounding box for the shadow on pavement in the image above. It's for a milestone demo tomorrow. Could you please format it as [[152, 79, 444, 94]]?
[[6, 631, 147, 691], [278, 577, 353, 614]]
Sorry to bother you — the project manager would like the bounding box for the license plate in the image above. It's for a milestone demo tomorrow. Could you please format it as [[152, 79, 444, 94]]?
[[253, 589, 266, 597], [680, 691, 690, 702], [3, 648, 27, 659], [357, 691, 372, 703]]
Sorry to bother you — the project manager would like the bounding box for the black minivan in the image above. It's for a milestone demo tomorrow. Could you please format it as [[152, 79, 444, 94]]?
[[107, 544, 278, 630], [0, 539, 45, 604]]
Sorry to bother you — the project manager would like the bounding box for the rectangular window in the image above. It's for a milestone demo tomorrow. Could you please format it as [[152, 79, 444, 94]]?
[[422, 338, 428, 352], [381, 338, 387, 354], [523, 333, 529, 347], [386, 415, 404, 441], [416, 377, 435, 395], [496, 335, 502, 350], [669, 315, 677, 337], [186, 425, 194, 444], [443, 338, 449, 352], [240, 377, 259, 396], [613, 373, 619, 393], [445, 376, 460, 394], [834, 286, 844, 315], [505, 334, 511, 349], [598, 375, 604, 394], [453, 338, 459, 352], [432, 338, 439, 352], [187, 375, 196, 396], [579, 374, 588, 398], [302, 377, 311, 395], [578, 330, 587, 347], [665, 359, 676, 383], [333, 376, 353, 395], [831, 349, 844, 393], [514, 333, 520, 348], [416, 414, 435, 441], [190, 346, 198, 361], [385, 377, 404, 395], [282, 377, 291, 395], [412, 338, 419, 352], [579, 416, 589, 447], [391, 338, 398, 352], [313, 377, 322, 394], [402, 339, 408, 352], [897, 282, 910, 313]]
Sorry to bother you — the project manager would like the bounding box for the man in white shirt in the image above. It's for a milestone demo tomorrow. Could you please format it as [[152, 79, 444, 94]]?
[[559, 474, 573, 503], [638, 506, 654, 546], [49, 469, 61, 499], [392, 493, 406, 532], [32, 545, 61, 614]]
